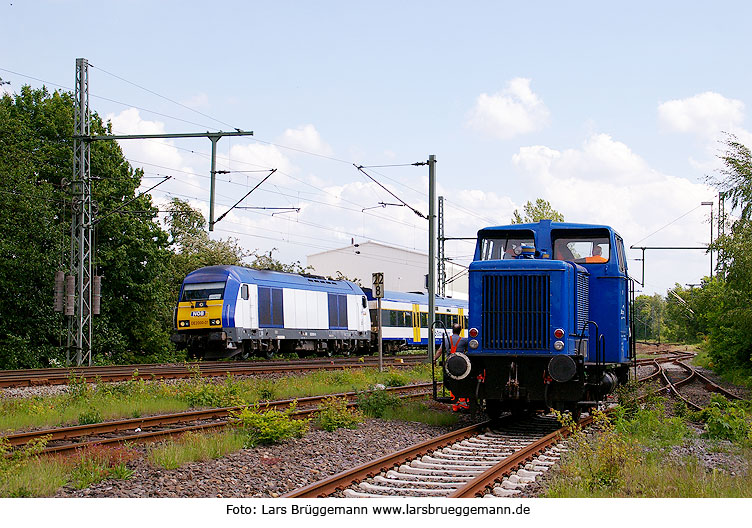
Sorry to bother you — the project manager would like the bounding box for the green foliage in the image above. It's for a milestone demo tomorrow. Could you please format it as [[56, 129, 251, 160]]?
[[230, 402, 309, 446], [633, 294, 665, 341], [696, 395, 752, 444], [0, 84, 174, 368], [173, 374, 246, 408], [357, 388, 402, 418], [553, 410, 638, 491], [77, 407, 103, 425], [511, 198, 564, 224], [315, 396, 364, 431]]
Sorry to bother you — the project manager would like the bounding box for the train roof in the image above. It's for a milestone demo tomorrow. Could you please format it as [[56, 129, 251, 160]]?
[[478, 220, 621, 238], [183, 265, 362, 294], [363, 289, 468, 308]]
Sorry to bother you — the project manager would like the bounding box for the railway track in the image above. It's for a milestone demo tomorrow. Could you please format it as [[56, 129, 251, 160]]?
[[656, 357, 743, 410], [0, 354, 426, 388], [283, 414, 576, 498], [2, 383, 435, 456]]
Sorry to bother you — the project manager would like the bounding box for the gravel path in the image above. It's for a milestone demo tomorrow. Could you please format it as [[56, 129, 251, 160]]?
[[55, 417, 475, 498]]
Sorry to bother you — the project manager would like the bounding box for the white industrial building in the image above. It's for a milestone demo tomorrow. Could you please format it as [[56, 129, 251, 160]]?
[[306, 241, 468, 300]]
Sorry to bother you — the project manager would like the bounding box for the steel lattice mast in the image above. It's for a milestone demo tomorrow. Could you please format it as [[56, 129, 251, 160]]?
[[68, 57, 93, 366]]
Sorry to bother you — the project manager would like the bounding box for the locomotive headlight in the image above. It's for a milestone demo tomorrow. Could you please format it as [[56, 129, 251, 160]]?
[[469, 327, 478, 338], [554, 328, 564, 339], [210, 319, 221, 326], [179, 320, 189, 328], [468, 339, 479, 349], [554, 340, 565, 351]]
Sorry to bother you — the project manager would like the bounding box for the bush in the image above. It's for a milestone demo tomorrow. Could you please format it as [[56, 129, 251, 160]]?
[[698, 395, 752, 444], [315, 397, 364, 431], [175, 374, 245, 408], [230, 402, 309, 446], [357, 389, 401, 418], [77, 407, 103, 425]]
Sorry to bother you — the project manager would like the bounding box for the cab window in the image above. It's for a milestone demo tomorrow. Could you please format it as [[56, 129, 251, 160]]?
[[553, 236, 610, 264]]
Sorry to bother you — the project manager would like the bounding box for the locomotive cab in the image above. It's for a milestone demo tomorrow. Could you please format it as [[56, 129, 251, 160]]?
[[440, 221, 633, 419]]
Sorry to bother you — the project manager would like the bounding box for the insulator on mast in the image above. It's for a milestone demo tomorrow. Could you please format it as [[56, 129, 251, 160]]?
[[64, 275, 75, 316], [92, 275, 102, 316], [53, 271, 65, 312]]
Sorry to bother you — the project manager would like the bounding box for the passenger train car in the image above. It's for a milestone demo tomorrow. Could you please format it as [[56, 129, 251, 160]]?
[[364, 291, 469, 353], [439, 220, 634, 419], [171, 265, 371, 359]]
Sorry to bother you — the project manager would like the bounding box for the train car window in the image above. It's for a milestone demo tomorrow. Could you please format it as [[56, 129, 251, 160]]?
[[479, 232, 535, 260], [328, 293, 348, 329], [369, 309, 378, 326], [552, 235, 610, 263], [404, 311, 413, 328], [258, 287, 283, 327], [389, 310, 398, 327], [181, 282, 226, 302], [361, 296, 367, 309], [420, 312, 428, 327], [241, 284, 249, 300]]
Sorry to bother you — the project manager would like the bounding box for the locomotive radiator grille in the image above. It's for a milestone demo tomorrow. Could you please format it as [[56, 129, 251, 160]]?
[[482, 274, 550, 350], [576, 272, 589, 334]]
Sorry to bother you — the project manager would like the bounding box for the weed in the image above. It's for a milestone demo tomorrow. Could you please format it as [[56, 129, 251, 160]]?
[[230, 402, 309, 446], [357, 388, 401, 418], [315, 396, 364, 431], [77, 407, 103, 425], [697, 395, 752, 444], [67, 444, 139, 489]]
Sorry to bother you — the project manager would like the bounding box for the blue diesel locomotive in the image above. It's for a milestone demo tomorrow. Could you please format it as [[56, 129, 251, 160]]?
[[439, 220, 634, 419]]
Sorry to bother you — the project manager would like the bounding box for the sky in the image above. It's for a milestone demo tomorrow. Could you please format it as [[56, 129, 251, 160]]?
[[2, 0, 751, 296]]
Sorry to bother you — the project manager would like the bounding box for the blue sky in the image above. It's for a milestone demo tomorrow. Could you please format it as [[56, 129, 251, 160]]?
[[3, 1, 750, 295]]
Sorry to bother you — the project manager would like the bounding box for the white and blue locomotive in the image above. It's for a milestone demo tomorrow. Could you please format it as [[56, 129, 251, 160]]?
[[171, 266, 371, 359], [171, 265, 469, 359]]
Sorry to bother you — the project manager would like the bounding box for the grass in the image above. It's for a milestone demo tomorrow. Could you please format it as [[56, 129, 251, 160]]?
[[148, 430, 246, 469], [543, 393, 752, 498], [0, 440, 139, 497], [381, 400, 460, 427], [0, 364, 433, 434]]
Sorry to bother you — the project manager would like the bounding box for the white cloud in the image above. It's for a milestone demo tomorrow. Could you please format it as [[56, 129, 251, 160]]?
[[466, 78, 550, 139], [658, 91, 745, 139], [278, 124, 333, 156], [512, 133, 716, 293], [105, 108, 201, 190]]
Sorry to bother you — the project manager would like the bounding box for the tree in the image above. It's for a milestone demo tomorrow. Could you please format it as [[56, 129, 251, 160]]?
[[633, 294, 664, 342], [511, 198, 564, 224], [164, 198, 250, 306], [0, 85, 173, 367]]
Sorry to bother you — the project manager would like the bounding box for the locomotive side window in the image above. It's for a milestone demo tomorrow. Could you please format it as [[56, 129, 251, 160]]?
[[328, 293, 348, 329], [181, 282, 226, 302], [258, 287, 284, 327], [553, 236, 610, 263], [615, 235, 626, 273], [479, 231, 535, 260]]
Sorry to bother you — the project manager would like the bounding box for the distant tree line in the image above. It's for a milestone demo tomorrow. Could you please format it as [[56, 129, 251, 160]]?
[[0, 85, 301, 369]]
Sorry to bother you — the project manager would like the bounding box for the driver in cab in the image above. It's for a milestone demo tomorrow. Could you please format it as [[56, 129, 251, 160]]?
[[585, 244, 607, 263]]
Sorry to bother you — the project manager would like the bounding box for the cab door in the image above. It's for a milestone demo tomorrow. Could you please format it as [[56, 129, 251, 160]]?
[[412, 303, 421, 343]]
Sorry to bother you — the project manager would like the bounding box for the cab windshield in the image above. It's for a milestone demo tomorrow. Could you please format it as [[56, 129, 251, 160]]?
[[181, 282, 226, 302], [479, 234, 535, 260]]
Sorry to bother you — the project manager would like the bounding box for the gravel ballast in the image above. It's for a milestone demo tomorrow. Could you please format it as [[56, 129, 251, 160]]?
[[55, 418, 472, 498]]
